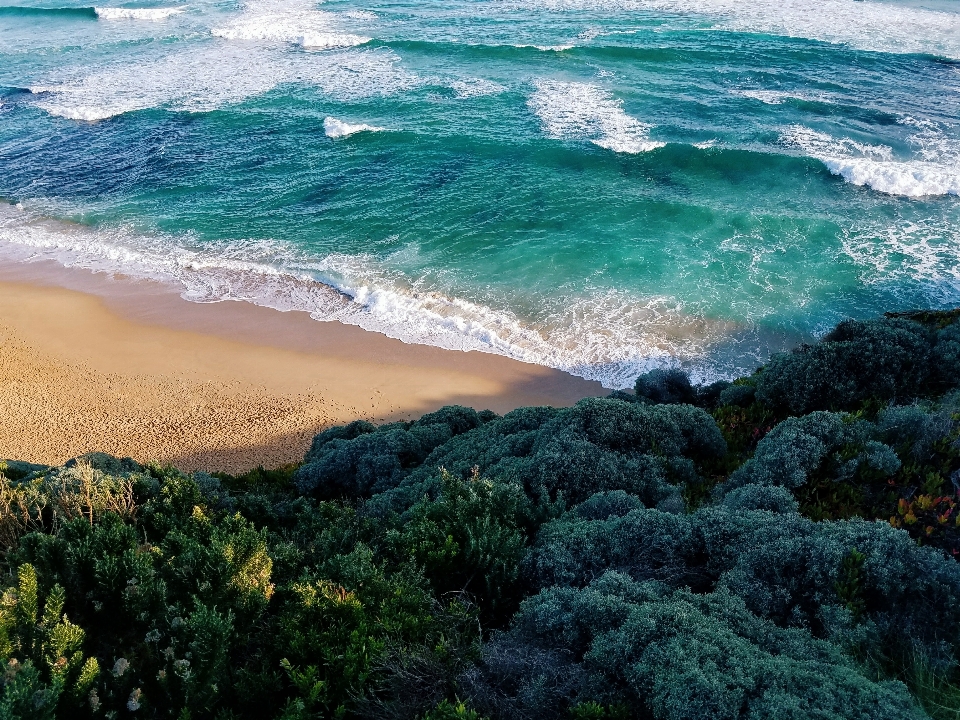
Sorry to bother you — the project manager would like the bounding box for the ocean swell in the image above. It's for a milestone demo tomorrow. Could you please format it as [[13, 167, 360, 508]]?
[[0, 6, 98, 18]]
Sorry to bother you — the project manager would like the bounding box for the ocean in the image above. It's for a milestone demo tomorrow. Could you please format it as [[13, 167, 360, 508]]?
[[1, 0, 958, 388]]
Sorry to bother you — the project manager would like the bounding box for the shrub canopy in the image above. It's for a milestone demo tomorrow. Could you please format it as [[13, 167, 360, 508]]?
[[3, 312, 960, 718]]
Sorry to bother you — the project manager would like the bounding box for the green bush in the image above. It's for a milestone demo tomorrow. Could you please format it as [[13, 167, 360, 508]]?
[[4, 309, 960, 718], [719, 411, 900, 498], [755, 318, 935, 414], [295, 407, 484, 500], [467, 574, 928, 720], [387, 472, 529, 620]]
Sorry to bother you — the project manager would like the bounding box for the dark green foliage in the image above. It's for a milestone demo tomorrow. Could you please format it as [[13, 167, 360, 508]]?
[[523, 506, 698, 591], [0, 564, 98, 717], [5, 310, 960, 719], [295, 407, 484, 500], [419, 698, 488, 720], [634, 368, 697, 405], [718, 382, 756, 409], [387, 472, 529, 620], [0, 460, 49, 481], [523, 501, 960, 661], [268, 548, 434, 716], [753, 317, 960, 415], [465, 573, 927, 720], [719, 411, 900, 497], [384, 398, 727, 517], [569, 701, 629, 720], [720, 483, 798, 514], [834, 548, 866, 618]]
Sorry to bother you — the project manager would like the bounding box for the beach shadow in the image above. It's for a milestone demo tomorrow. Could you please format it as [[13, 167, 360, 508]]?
[[163, 371, 606, 473]]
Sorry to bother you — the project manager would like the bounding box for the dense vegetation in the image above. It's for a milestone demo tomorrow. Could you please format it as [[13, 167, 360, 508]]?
[[3, 310, 960, 719]]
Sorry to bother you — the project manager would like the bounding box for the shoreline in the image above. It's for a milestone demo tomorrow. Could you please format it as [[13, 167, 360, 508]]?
[[0, 259, 603, 473]]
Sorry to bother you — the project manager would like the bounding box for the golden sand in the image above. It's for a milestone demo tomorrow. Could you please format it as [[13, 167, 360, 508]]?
[[0, 269, 601, 473]]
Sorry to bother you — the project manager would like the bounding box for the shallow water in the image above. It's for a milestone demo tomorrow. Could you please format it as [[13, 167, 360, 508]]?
[[1, 0, 958, 387]]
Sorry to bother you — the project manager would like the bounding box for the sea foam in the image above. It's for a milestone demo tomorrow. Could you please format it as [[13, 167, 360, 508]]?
[[31, 42, 417, 121], [528, 80, 664, 153], [94, 6, 184, 20], [323, 117, 384, 138], [298, 32, 369, 48], [448, 78, 506, 99], [784, 124, 960, 198], [734, 89, 828, 105], [515, 0, 960, 60], [211, 0, 369, 47], [0, 202, 740, 389], [841, 216, 960, 303]]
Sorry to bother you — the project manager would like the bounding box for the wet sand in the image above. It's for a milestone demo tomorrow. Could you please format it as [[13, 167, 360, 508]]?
[[0, 261, 603, 473]]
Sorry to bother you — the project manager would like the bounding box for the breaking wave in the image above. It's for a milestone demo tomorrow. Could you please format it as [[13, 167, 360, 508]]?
[[512, 0, 960, 59], [323, 116, 384, 138], [783, 123, 960, 198], [0, 203, 742, 388], [30, 43, 418, 121], [528, 80, 664, 153], [211, 0, 368, 46], [94, 6, 184, 20]]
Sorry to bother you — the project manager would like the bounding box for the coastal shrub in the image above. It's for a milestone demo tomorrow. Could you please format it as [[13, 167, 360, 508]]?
[[265, 547, 438, 717], [372, 399, 725, 517], [524, 500, 960, 661], [0, 463, 279, 716], [634, 368, 697, 405], [573, 491, 646, 521], [295, 406, 484, 499], [719, 483, 798, 514], [755, 317, 934, 414], [718, 411, 900, 497], [464, 574, 927, 720], [6, 309, 960, 718], [696, 380, 731, 409], [714, 400, 960, 550], [419, 698, 488, 720], [458, 632, 592, 720], [0, 456, 141, 546], [876, 403, 958, 465], [933, 322, 960, 390], [302, 420, 378, 462], [387, 472, 530, 619], [631, 370, 730, 409], [0, 457, 495, 718], [523, 506, 701, 592], [718, 382, 756, 409], [0, 564, 99, 718]]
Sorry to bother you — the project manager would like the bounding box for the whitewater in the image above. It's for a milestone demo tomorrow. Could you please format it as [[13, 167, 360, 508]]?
[[1, 0, 959, 387]]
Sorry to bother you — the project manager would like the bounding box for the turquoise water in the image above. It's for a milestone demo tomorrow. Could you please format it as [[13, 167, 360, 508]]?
[[1, 0, 959, 386]]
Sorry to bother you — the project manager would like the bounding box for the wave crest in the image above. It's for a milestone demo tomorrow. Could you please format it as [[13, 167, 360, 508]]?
[[783, 124, 960, 198], [528, 80, 664, 154], [323, 117, 384, 138], [94, 6, 184, 20]]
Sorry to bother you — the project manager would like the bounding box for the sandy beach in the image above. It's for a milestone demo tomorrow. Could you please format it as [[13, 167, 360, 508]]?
[[0, 262, 603, 473]]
